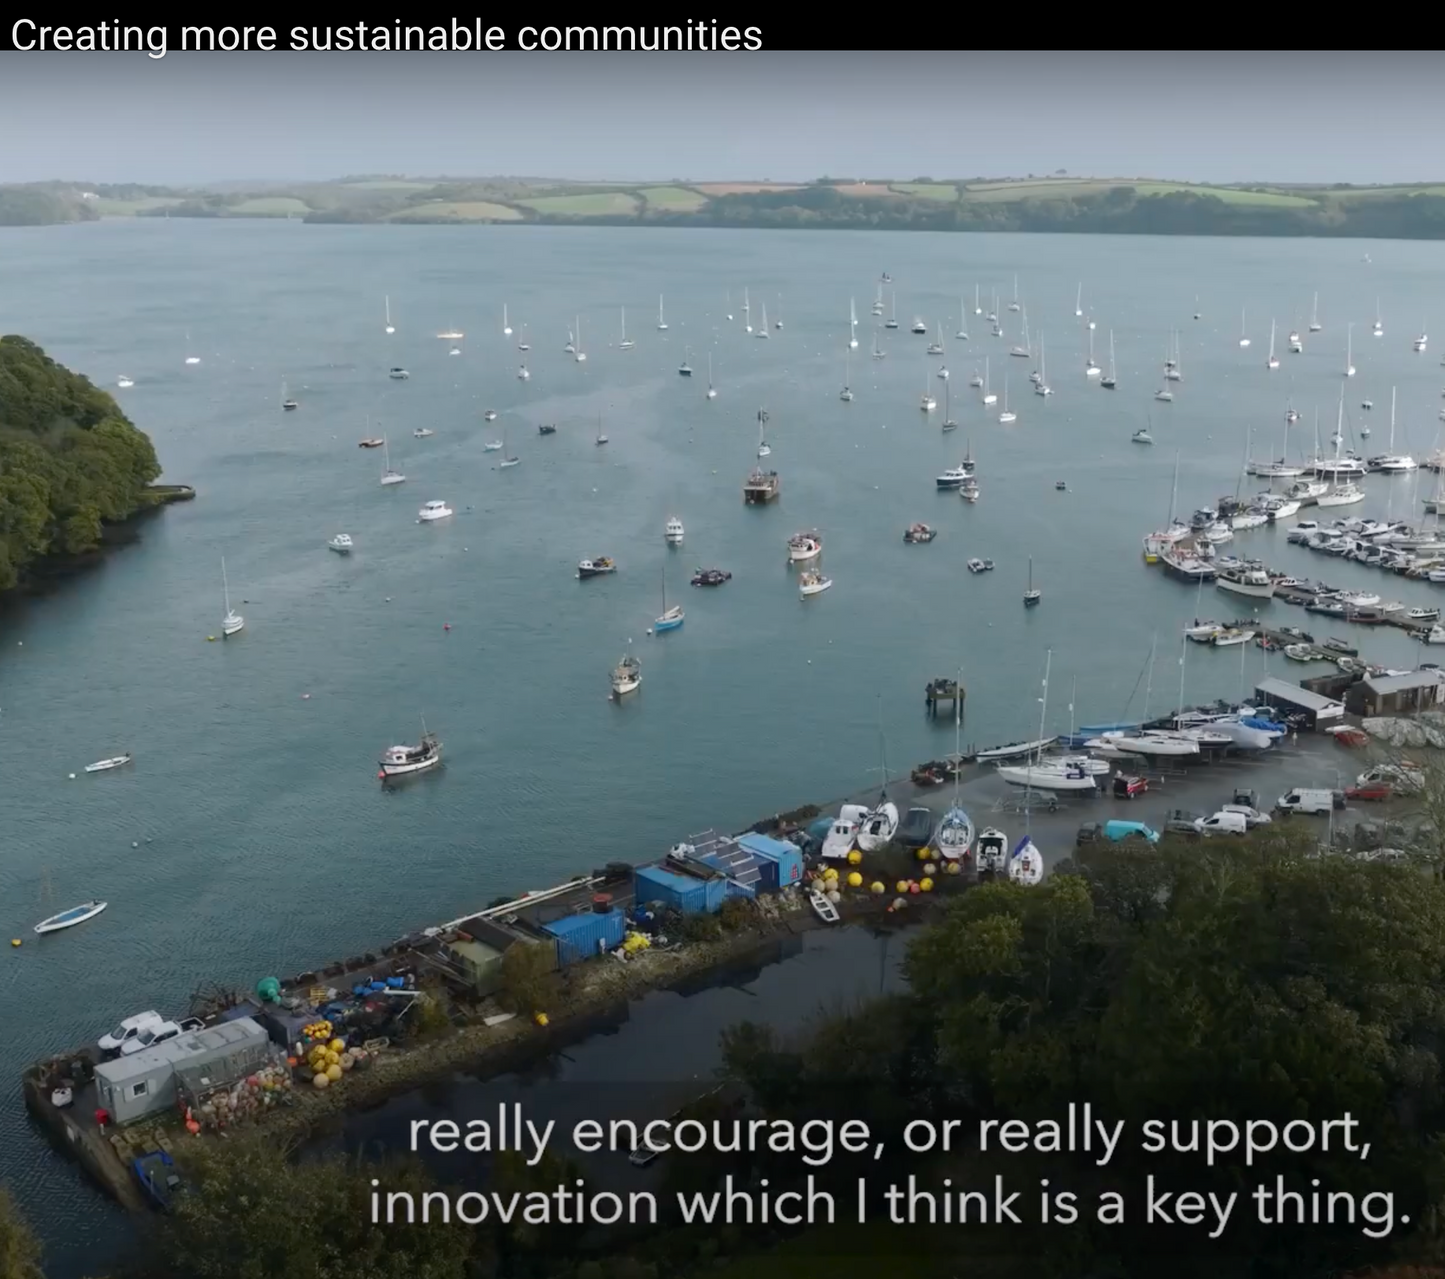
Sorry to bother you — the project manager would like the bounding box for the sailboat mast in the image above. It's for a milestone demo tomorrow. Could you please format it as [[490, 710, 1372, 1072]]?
[[221, 557, 230, 612]]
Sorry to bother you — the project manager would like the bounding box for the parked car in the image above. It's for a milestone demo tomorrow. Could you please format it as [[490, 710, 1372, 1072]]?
[[1220, 803, 1272, 828], [1111, 774, 1148, 799], [1231, 788, 1259, 810], [120, 1017, 204, 1056], [1345, 783, 1392, 802], [99, 1011, 164, 1055], [896, 806, 935, 850], [1103, 819, 1159, 843], [1276, 788, 1343, 816], [1195, 810, 1249, 837], [1164, 809, 1204, 836]]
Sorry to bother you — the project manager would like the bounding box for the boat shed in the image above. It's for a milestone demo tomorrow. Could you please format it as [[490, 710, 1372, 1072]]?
[[444, 938, 507, 995], [542, 908, 628, 966], [737, 833, 805, 891], [1345, 669, 1445, 718], [681, 830, 762, 899], [1253, 677, 1345, 728], [634, 863, 727, 915], [94, 1017, 270, 1126]]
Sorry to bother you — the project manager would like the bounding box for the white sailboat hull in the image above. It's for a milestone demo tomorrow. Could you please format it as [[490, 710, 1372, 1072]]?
[[995, 765, 1098, 792], [1008, 838, 1043, 886], [1110, 734, 1200, 758], [379, 755, 440, 777], [855, 802, 899, 852]]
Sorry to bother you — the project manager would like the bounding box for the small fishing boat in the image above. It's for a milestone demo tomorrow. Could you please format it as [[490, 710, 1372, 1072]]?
[[807, 889, 841, 924], [388, 368, 409, 380], [665, 517, 685, 546], [84, 755, 132, 773], [966, 557, 993, 573], [538, 424, 556, 436], [359, 437, 384, 449], [412, 428, 434, 438], [577, 557, 616, 579], [975, 828, 1008, 875], [117, 375, 134, 388], [788, 531, 822, 562], [1008, 837, 1044, 886], [903, 523, 936, 543], [691, 568, 731, 587], [417, 500, 452, 522], [483, 440, 503, 452], [1132, 428, 1154, 445], [610, 647, 641, 698], [821, 818, 859, 861], [798, 570, 832, 597], [35, 901, 108, 935], [484, 410, 499, 421], [378, 726, 441, 779], [327, 533, 353, 554]]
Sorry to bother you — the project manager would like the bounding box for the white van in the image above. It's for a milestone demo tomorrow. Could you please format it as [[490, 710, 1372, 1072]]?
[[1276, 787, 1338, 816], [1194, 810, 1249, 837], [98, 1010, 164, 1054]]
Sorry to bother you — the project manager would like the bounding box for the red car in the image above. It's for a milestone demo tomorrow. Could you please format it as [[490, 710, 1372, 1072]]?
[[1112, 774, 1148, 799], [1344, 783, 1391, 802]]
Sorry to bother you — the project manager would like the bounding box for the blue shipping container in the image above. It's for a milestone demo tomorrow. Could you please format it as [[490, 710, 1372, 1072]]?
[[542, 909, 628, 967], [737, 834, 805, 892], [633, 864, 726, 915]]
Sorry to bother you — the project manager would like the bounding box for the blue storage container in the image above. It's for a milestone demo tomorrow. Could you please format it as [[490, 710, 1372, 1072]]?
[[738, 833, 805, 892], [542, 909, 628, 967], [633, 864, 725, 914]]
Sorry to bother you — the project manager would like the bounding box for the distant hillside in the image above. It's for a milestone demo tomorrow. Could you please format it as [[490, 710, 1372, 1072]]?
[[7, 175, 1445, 239]]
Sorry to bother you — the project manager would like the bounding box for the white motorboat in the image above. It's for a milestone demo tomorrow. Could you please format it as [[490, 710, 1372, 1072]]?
[[437, 330, 464, 341], [976, 736, 1056, 762], [378, 726, 441, 778], [808, 889, 841, 924], [220, 557, 243, 638], [483, 440, 503, 452], [966, 557, 993, 573], [1408, 606, 1441, 623], [821, 818, 859, 861], [1210, 628, 1255, 647], [1216, 567, 1274, 598], [664, 517, 685, 546], [388, 367, 410, 380], [855, 798, 900, 852], [976, 828, 1008, 875], [328, 533, 353, 554], [483, 410, 498, 422], [84, 755, 132, 773], [936, 464, 972, 489], [610, 647, 641, 698], [1008, 837, 1043, 886], [798, 571, 832, 597], [117, 375, 134, 388], [34, 901, 108, 935], [1184, 620, 1225, 641], [412, 428, 434, 438], [417, 501, 453, 522], [995, 761, 1097, 792], [1132, 428, 1153, 445], [788, 531, 822, 562]]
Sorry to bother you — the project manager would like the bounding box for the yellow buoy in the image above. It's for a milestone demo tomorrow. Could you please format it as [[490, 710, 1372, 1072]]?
[[896, 880, 910, 893], [326, 1063, 342, 1082], [916, 847, 931, 861], [870, 881, 886, 895], [534, 1012, 550, 1026], [846, 849, 862, 865], [920, 878, 935, 892], [823, 867, 839, 880], [328, 1038, 344, 1054], [945, 861, 961, 875], [846, 871, 863, 888], [10, 939, 20, 948], [312, 1072, 330, 1089]]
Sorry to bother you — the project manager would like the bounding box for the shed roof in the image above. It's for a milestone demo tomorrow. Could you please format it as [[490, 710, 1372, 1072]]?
[[543, 909, 623, 940], [449, 938, 503, 965], [687, 829, 762, 889], [95, 1017, 266, 1084], [1254, 677, 1345, 713], [635, 864, 697, 892], [1364, 670, 1445, 697], [737, 833, 801, 861]]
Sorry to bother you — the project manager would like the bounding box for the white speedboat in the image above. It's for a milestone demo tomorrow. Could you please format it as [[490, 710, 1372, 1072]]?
[[413, 428, 434, 438], [1008, 837, 1043, 886], [976, 828, 1008, 875], [518, 365, 530, 380], [1216, 567, 1274, 598], [820, 817, 859, 861], [328, 533, 353, 554], [1132, 429, 1153, 445], [610, 649, 641, 698], [799, 571, 832, 597], [34, 901, 108, 935], [84, 755, 132, 773], [664, 517, 685, 546], [378, 728, 441, 778], [483, 440, 503, 452], [417, 501, 453, 522], [788, 532, 822, 562], [855, 798, 899, 852], [483, 410, 498, 422], [388, 367, 410, 380], [117, 375, 134, 388]]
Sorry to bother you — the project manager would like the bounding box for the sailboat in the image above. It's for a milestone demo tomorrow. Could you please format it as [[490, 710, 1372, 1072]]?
[[499, 430, 520, 468], [1002, 655, 1061, 869], [502, 304, 512, 337], [1266, 319, 1280, 369], [678, 348, 693, 376], [380, 437, 405, 486], [982, 357, 997, 406], [1033, 337, 1051, 396], [384, 296, 395, 335], [1085, 327, 1101, 378], [840, 349, 854, 402], [595, 414, 609, 446], [956, 298, 969, 341], [653, 566, 684, 632], [220, 558, 244, 637], [1024, 557, 1041, 606], [856, 710, 899, 853], [1373, 299, 1383, 337], [885, 288, 899, 330], [999, 374, 1016, 424], [1074, 282, 1084, 318], [774, 295, 784, 330], [184, 329, 200, 365], [743, 288, 752, 333], [618, 307, 634, 350], [928, 323, 945, 356], [573, 316, 587, 362], [706, 352, 718, 399], [872, 329, 885, 361], [656, 295, 668, 331], [1010, 307, 1031, 358], [872, 284, 884, 317], [1345, 322, 1356, 377], [280, 379, 297, 411], [1008, 273, 1021, 313], [933, 679, 975, 862], [941, 375, 956, 431], [849, 298, 859, 349], [1238, 307, 1251, 348], [756, 302, 771, 338], [974, 283, 983, 316], [1097, 330, 1117, 390], [725, 289, 733, 322], [757, 409, 771, 458], [920, 356, 936, 412], [1309, 291, 1322, 333]]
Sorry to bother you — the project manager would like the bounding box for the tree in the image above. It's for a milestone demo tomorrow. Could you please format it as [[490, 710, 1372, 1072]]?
[[499, 940, 558, 1015], [0, 1187, 46, 1279]]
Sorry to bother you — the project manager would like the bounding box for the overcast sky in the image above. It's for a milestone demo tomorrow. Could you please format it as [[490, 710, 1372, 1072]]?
[[2, 51, 1441, 186]]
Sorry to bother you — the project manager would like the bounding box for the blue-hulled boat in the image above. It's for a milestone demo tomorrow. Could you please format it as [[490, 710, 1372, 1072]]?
[[1077, 721, 1143, 736], [133, 1150, 182, 1210], [653, 567, 684, 633]]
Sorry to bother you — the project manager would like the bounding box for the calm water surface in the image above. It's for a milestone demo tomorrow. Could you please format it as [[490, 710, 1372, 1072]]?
[[3, 221, 1445, 1269]]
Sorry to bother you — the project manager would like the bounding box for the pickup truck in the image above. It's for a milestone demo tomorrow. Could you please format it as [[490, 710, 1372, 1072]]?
[[120, 1016, 204, 1056]]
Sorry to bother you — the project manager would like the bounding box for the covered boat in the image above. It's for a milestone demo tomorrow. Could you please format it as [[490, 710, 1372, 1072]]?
[[1008, 837, 1044, 885]]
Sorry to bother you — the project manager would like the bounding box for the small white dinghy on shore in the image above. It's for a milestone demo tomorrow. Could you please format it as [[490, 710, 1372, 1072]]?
[[808, 889, 841, 924], [84, 755, 132, 774], [35, 901, 108, 935]]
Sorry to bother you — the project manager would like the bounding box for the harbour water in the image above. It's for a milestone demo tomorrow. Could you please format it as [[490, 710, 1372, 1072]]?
[[3, 220, 1445, 1271]]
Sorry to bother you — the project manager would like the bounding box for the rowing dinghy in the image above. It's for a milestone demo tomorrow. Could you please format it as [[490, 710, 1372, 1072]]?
[[807, 889, 840, 924], [35, 901, 108, 935]]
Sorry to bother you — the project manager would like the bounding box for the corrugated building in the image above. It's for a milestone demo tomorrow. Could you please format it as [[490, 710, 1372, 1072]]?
[[634, 863, 727, 914], [1253, 677, 1345, 728], [445, 938, 507, 995], [737, 833, 805, 891], [542, 908, 627, 966], [686, 830, 761, 899], [95, 1018, 270, 1125], [1346, 669, 1445, 717]]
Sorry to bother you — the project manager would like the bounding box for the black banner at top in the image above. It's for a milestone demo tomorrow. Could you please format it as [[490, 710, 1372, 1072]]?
[[2, 19, 767, 55]]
